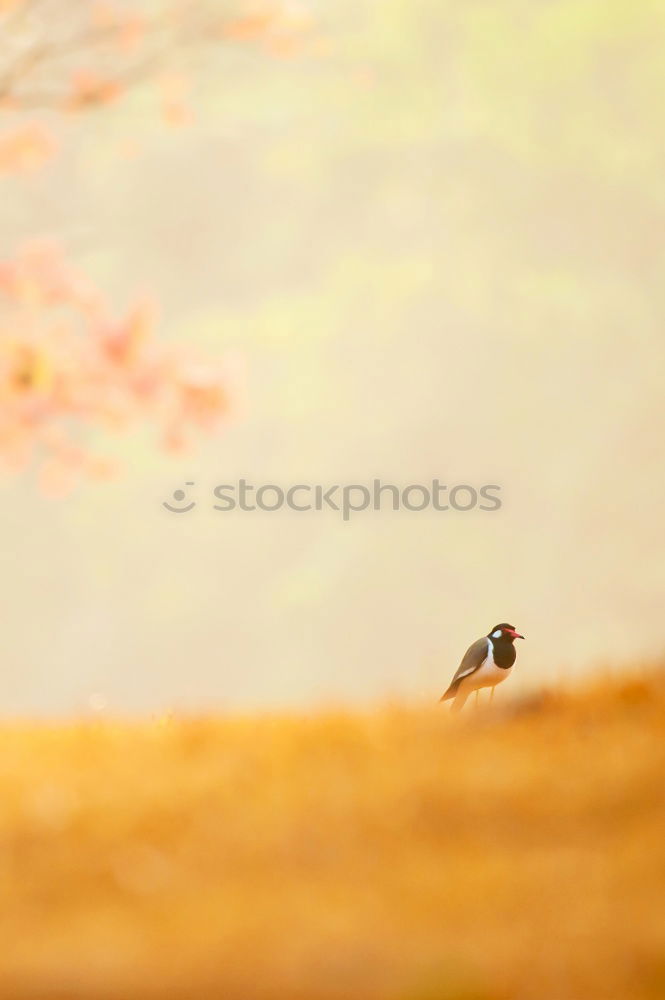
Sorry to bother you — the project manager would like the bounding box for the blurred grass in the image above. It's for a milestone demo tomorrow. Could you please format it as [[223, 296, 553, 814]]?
[[0, 671, 664, 999]]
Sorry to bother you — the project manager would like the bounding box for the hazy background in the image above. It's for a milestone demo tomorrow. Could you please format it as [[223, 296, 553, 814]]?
[[2, 0, 664, 714]]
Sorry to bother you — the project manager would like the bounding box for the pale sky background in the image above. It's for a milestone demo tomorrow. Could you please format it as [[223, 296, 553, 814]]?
[[1, 0, 665, 714]]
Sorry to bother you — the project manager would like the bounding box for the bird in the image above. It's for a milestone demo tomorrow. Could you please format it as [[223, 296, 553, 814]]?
[[440, 623, 525, 712]]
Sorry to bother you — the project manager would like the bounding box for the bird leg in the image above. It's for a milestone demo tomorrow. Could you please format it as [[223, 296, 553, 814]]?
[[490, 687, 495, 706], [474, 690, 479, 707]]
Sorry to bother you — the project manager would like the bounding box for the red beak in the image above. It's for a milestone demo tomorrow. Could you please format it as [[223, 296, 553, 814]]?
[[506, 628, 525, 639]]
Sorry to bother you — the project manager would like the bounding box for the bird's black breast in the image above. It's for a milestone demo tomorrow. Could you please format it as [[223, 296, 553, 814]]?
[[492, 638, 517, 670]]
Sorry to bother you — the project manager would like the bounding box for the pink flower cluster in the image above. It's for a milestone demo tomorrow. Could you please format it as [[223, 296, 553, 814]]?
[[0, 240, 240, 495]]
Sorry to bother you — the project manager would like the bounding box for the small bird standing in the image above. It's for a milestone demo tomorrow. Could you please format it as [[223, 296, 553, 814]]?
[[440, 623, 525, 712]]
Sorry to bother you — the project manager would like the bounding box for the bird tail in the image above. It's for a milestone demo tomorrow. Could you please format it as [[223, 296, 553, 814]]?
[[440, 678, 469, 712], [439, 678, 460, 702]]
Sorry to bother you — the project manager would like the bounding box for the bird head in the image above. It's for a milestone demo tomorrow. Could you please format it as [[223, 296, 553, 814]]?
[[489, 623, 525, 641]]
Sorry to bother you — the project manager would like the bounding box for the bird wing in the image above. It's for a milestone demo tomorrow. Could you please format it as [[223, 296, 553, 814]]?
[[440, 637, 489, 701]]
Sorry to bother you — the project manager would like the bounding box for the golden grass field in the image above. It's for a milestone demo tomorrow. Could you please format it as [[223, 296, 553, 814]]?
[[0, 671, 664, 1000]]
